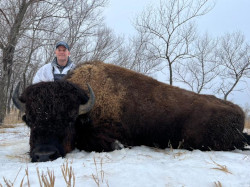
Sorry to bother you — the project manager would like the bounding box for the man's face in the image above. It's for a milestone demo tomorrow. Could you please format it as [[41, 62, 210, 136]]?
[[55, 46, 70, 64]]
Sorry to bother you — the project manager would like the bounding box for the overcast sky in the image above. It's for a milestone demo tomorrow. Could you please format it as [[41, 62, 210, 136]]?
[[103, 0, 250, 107]]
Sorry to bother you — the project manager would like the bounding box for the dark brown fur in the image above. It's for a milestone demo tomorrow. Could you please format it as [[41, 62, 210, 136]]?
[[67, 61, 246, 150], [20, 61, 247, 162], [20, 81, 90, 161]]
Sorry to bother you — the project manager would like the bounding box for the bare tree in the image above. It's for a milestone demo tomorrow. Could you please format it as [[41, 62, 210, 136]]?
[[216, 32, 250, 100], [88, 26, 123, 62], [57, 0, 108, 63], [0, 0, 68, 123], [134, 0, 214, 85], [175, 33, 219, 93], [0, 0, 43, 124], [0, 0, 109, 124], [112, 33, 162, 75]]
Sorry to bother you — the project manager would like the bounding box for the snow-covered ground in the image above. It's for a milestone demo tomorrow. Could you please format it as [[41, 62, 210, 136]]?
[[0, 123, 250, 187]]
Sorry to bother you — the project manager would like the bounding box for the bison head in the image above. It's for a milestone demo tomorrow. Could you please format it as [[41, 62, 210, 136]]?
[[13, 81, 95, 162]]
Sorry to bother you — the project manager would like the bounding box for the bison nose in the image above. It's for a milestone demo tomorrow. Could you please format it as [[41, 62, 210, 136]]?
[[32, 151, 60, 162], [31, 145, 62, 162]]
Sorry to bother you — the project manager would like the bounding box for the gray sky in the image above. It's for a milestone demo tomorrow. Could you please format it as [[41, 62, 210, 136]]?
[[198, 0, 250, 40], [104, 0, 250, 107]]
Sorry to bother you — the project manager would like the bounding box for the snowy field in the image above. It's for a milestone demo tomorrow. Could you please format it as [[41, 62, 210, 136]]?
[[0, 123, 250, 187]]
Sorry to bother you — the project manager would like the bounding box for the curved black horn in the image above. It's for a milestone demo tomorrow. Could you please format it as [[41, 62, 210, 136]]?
[[12, 82, 25, 112], [79, 84, 95, 115]]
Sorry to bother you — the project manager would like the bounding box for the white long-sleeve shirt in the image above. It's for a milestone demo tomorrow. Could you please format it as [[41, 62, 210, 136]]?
[[32, 57, 75, 84]]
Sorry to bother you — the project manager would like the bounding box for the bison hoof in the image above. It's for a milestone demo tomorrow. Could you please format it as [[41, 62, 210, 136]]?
[[111, 140, 124, 150]]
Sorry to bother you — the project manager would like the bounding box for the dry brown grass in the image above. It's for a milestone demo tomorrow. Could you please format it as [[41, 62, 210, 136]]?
[[245, 118, 250, 129], [1, 167, 22, 187], [92, 157, 109, 187], [214, 181, 222, 187], [61, 160, 75, 187], [0, 161, 75, 187], [37, 167, 55, 187], [209, 158, 232, 174], [3, 110, 22, 126]]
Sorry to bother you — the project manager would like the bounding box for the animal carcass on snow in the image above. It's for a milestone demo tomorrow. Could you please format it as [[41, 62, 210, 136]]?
[[13, 61, 250, 162]]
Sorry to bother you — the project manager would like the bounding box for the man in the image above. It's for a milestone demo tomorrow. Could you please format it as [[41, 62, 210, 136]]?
[[33, 41, 75, 84]]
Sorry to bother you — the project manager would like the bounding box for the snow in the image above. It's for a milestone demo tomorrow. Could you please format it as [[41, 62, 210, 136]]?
[[0, 123, 250, 187]]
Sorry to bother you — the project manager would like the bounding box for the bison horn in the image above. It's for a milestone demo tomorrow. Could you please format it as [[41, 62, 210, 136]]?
[[79, 84, 95, 115], [12, 82, 25, 112]]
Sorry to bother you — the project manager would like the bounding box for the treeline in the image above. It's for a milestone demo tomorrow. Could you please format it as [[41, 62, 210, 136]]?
[[0, 0, 249, 124]]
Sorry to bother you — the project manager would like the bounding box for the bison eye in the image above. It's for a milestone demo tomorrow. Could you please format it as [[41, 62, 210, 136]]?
[[22, 115, 27, 122], [22, 115, 32, 127]]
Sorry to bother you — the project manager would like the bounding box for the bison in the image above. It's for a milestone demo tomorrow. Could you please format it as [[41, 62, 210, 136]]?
[[13, 61, 250, 162]]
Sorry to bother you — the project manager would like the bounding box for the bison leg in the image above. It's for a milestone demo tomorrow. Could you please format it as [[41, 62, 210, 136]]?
[[76, 130, 123, 152], [75, 119, 125, 152]]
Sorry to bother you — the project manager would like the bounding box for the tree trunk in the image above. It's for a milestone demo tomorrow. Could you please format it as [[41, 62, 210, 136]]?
[[0, 0, 32, 125], [0, 73, 8, 125]]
